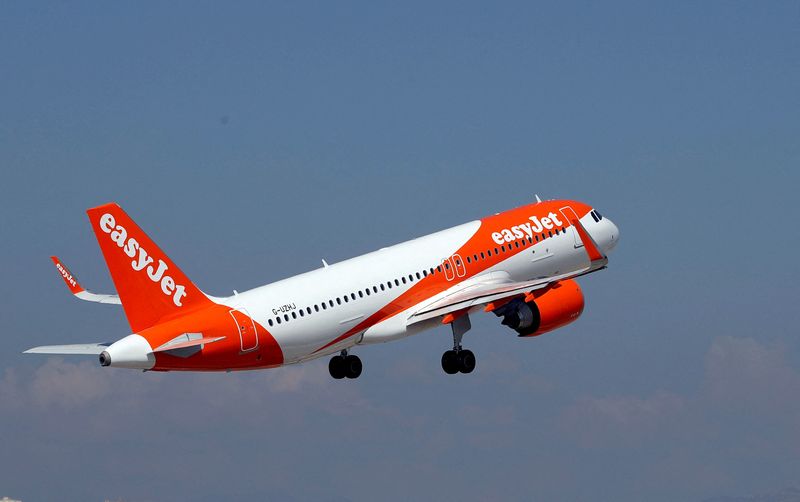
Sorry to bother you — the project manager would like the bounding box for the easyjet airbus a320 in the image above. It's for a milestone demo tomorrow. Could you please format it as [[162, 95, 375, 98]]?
[[26, 198, 619, 378]]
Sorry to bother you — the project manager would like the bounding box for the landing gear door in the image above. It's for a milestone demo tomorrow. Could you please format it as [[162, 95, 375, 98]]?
[[560, 206, 584, 249], [230, 308, 259, 353]]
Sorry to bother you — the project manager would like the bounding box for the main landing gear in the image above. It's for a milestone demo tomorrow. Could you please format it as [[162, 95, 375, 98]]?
[[441, 313, 476, 375], [329, 350, 362, 379]]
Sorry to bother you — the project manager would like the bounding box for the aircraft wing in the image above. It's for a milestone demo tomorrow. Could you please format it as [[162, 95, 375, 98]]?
[[407, 269, 588, 325], [51, 256, 121, 305], [24, 343, 110, 355], [408, 215, 608, 325]]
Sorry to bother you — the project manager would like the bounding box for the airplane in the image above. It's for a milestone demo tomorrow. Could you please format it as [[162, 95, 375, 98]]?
[[25, 198, 619, 378]]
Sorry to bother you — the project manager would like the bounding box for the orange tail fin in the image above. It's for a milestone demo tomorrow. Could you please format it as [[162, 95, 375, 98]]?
[[86, 203, 212, 332]]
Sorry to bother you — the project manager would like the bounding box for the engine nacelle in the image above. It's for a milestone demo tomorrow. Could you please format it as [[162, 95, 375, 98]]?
[[498, 279, 585, 337]]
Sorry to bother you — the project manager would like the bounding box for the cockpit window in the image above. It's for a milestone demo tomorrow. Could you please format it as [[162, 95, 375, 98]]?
[[591, 210, 599, 222], [595, 210, 603, 220]]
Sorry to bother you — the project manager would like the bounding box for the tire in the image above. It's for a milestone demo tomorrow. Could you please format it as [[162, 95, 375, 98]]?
[[345, 355, 362, 379], [441, 350, 459, 375], [328, 355, 346, 379], [458, 350, 476, 374]]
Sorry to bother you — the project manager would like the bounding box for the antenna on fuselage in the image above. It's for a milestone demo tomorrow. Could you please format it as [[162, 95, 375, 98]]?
[[321, 259, 329, 268], [535, 194, 542, 203]]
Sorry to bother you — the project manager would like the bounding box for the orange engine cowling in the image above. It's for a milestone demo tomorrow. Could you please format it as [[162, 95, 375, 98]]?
[[498, 279, 585, 337]]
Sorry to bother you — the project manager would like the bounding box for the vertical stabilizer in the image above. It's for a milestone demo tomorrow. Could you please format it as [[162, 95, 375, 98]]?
[[86, 203, 212, 332]]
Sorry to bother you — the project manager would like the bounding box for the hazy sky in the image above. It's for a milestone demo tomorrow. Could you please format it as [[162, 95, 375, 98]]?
[[1, 2, 799, 501]]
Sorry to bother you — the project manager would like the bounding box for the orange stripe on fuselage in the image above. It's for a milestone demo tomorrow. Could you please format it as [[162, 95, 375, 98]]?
[[144, 303, 284, 371], [311, 200, 593, 353]]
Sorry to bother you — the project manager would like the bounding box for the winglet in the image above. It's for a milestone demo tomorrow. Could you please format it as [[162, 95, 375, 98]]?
[[51, 256, 85, 295], [50, 256, 122, 305], [569, 218, 607, 265]]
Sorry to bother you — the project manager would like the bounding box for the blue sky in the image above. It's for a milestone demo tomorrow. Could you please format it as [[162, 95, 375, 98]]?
[[1, 2, 799, 501]]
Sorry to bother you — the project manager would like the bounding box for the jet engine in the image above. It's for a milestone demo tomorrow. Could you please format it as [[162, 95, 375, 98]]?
[[496, 279, 585, 337]]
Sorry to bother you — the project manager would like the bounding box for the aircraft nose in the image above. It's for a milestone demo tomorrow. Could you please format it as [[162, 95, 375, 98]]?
[[605, 218, 620, 252]]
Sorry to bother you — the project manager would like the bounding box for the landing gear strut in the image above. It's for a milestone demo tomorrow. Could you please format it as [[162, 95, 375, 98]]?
[[441, 314, 476, 375], [329, 350, 362, 379]]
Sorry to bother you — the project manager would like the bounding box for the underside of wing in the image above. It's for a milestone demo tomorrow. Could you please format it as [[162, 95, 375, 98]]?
[[74, 291, 122, 304], [407, 268, 592, 325]]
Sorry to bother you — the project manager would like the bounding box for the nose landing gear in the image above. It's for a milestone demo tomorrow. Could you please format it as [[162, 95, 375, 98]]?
[[441, 313, 476, 375], [329, 350, 362, 379]]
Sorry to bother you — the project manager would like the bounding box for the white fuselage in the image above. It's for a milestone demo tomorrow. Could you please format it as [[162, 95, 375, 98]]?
[[227, 208, 617, 364]]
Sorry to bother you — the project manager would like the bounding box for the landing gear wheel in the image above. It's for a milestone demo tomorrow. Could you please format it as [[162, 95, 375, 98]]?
[[458, 350, 476, 374], [328, 355, 346, 379], [344, 355, 362, 379], [441, 350, 460, 375]]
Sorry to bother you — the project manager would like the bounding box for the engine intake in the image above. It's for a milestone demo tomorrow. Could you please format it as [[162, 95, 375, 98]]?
[[498, 279, 584, 337]]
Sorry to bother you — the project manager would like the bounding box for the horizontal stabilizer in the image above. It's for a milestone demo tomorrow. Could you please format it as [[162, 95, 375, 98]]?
[[153, 335, 225, 353], [24, 343, 110, 355], [51, 256, 121, 305]]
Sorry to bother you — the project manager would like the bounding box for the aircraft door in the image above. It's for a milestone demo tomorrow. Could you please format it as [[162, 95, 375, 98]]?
[[230, 308, 259, 352], [452, 254, 467, 278]]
